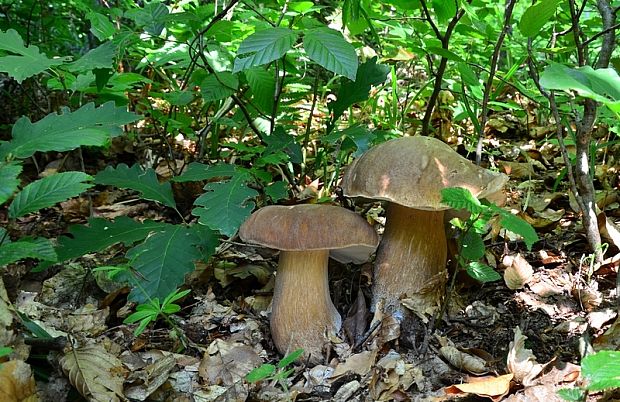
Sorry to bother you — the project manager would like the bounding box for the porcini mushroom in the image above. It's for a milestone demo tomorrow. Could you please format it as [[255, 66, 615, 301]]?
[[341, 136, 508, 317], [239, 204, 378, 363]]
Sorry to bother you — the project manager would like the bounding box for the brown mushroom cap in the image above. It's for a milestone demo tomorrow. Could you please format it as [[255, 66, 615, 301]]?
[[341, 136, 508, 209], [239, 204, 378, 264]]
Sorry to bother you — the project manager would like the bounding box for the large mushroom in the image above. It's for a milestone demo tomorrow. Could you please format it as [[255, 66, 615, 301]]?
[[239, 204, 378, 363], [341, 136, 508, 317]]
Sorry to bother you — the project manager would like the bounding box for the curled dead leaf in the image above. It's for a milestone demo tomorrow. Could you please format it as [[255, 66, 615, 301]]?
[[502, 254, 534, 290], [506, 327, 544, 386], [0, 360, 38, 402], [440, 345, 489, 375], [445, 373, 513, 401]]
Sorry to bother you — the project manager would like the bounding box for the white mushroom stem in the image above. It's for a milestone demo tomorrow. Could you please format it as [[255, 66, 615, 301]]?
[[270, 249, 341, 363], [373, 203, 447, 316]]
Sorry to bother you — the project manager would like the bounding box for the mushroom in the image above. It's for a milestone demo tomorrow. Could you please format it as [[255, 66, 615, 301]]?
[[239, 204, 378, 363], [341, 136, 508, 317]]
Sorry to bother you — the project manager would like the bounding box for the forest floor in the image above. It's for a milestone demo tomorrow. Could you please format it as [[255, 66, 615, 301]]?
[[2, 119, 620, 401]]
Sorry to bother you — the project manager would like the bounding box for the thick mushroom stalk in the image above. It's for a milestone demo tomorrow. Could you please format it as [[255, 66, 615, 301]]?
[[271, 250, 341, 361], [373, 204, 447, 316]]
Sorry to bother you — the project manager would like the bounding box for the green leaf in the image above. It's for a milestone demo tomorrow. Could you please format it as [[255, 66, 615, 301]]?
[[328, 57, 389, 130], [427, 46, 464, 62], [519, 0, 561, 37], [162, 288, 191, 306], [233, 27, 298, 73], [460, 231, 485, 261], [264, 127, 303, 164], [245, 68, 275, 114], [0, 29, 70, 83], [126, 1, 169, 35], [0, 162, 22, 206], [540, 64, 620, 108], [581, 351, 620, 391], [67, 42, 116, 72], [126, 225, 203, 302], [265, 181, 289, 202], [0, 102, 139, 160], [95, 164, 177, 209], [173, 162, 239, 182], [246, 364, 276, 382], [466, 261, 501, 283], [53, 217, 169, 263], [0, 237, 57, 267], [200, 72, 239, 102], [277, 349, 304, 368], [8, 172, 93, 218], [432, 0, 456, 23], [303, 27, 358, 80], [87, 11, 116, 40], [497, 210, 539, 250], [192, 172, 258, 237], [556, 387, 585, 401], [440, 187, 485, 214]]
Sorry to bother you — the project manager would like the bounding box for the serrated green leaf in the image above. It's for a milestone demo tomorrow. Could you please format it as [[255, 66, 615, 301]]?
[[264, 127, 302, 164], [328, 57, 389, 130], [67, 42, 116, 72], [8, 172, 93, 218], [54, 216, 169, 263], [432, 0, 456, 23], [556, 387, 585, 401], [192, 172, 258, 237], [233, 27, 298, 73], [0, 162, 22, 205], [95, 164, 176, 209], [440, 187, 485, 214], [277, 349, 303, 368], [460, 230, 485, 261], [519, 0, 561, 37], [245, 68, 275, 114], [0, 29, 70, 83], [200, 72, 239, 102], [498, 211, 538, 250], [0, 237, 57, 267], [303, 27, 358, 80], [0, 102, 139, 160], [246, 364, 276, 382], [126, 1, 169, 35], [87, 11, 116, 40], [466, 261, 501, 283], [173, 162, 239, 182], [581, 351, 620, 391], [265, 181, 289, 202], [126, 225, 202, 302]]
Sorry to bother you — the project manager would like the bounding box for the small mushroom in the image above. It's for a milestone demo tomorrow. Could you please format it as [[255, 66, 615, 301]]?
[[341, 136, 508, 316], [239, 204, 378, 363]]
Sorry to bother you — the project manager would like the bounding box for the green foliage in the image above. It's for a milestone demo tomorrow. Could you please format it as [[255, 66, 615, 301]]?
[[192, 170, 259, 237], [303, 28, 358, 80], [94, 164, 177, 210], [558, 350, 620, 401], [0, 162, 22, 205], [0, 237, 57, 267], [123, 288, 191, 336], [125, 225, 216, 302], [8, 172, 93, 218], [518, 0, 562, 38], [441, 187, 538, 283], [233, 27, 299, 73], [0, 102, 139, 159], [246, 349, 303, 391], [0, 29, 70, 83]]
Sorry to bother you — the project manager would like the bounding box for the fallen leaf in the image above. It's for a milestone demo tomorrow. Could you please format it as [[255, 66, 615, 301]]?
[[507, 327, 544, 386], [330, 350, 377, 379], [502, 253, 534, 290], [0, 360, 38, 402], [445, 373, 513, 401], [60, 344, 125, 402], [124, 353, 176, 401], [440, 345, 489, 375]]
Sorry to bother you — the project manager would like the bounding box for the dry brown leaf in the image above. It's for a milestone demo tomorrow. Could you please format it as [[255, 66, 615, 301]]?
[[60, 344, 125, 402], [506, 327, 544, 386], [0, 360, 39, 402], [369, 351, 419, 401], [593, 316, 620, 350], [399, 271, 446, 322], [440, 345, 489, 375], [502, 254, 534, 290], [369, 300, 400, 348], [0, 278, 13, 346], [445, 373, 513, 401], [343, 289, 369, 345], [330, 350, 377, 379], [598, 212, 620, 250], [124, 354, 175, 401]]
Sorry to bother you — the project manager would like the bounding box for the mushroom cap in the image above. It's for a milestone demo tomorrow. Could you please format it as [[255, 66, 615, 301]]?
[[239, 204, 379, 264], [341, 136, 508, 211]]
